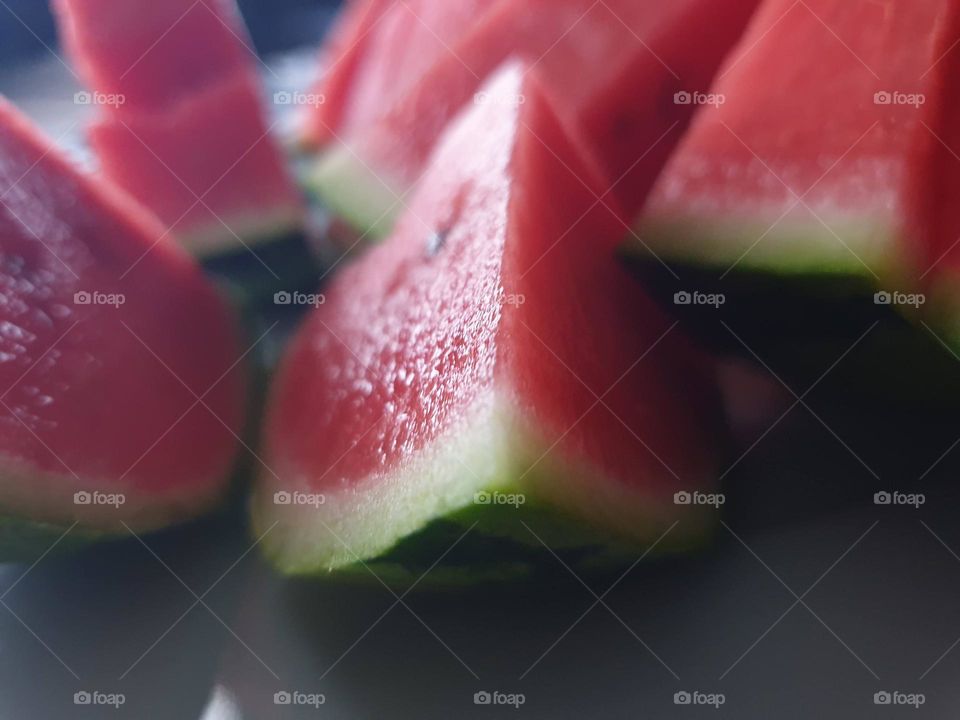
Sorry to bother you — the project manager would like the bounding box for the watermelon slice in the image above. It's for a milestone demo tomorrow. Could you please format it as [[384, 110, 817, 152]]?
[[52, 0, 304, 255], [303, 0, 486, 148], [633, 0, 948, 285], [253, 63, 722, 578], [309, 0, 761, 237], [0, 98, 245, 557]]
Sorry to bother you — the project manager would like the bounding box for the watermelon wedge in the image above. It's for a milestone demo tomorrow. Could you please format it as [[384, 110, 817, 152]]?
[[633, 0, 948, 286], [303, 0, 486, 148], [309, 0, 761, 237], [253, 63, 723, 578], [52, 0, 304, 255], [0, 98, 245, 557]]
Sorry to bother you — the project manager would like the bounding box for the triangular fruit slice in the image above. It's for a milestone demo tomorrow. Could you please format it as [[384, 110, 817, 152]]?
[[253, 63, 723, 578], [310, 0, 760, 238], [86, 72, 304, 258], [52, 0, 304, 255], [303, 0, 487, 148], [634, 0, 948, 286], [0, 98, 245, 557]]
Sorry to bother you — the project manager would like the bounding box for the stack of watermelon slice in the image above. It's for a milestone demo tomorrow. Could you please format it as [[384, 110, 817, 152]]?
[[2, 0, 958, 580]]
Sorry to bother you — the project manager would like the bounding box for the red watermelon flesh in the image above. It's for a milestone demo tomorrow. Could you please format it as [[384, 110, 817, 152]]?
[[254, 63, 722, 574], [305, 0, 394, 147], [914, 1, 960, 342], [0, 98, 244, 536], [304, 0, 489, 148], [310, 0, 760, 236], [636, 0, 948, 282], [52, 0, 304, 253], [52, 0, 253, 111], [88, 71, 305, 257]]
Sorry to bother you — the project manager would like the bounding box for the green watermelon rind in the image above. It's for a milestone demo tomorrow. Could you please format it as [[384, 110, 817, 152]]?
[[305, 144, 400, 242], [632, 215, 905, 280], [251, 396, 717, 582]]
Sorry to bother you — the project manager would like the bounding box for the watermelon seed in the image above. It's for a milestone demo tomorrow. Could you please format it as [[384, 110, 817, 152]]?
[[425, 229, 448, 257]]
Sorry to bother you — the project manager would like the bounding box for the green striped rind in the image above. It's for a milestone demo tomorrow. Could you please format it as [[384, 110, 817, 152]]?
[[623, 214, 960, 406], [252, 398, 717, 586], [633, 215, 905, 280], [305, 145, 401, 243]]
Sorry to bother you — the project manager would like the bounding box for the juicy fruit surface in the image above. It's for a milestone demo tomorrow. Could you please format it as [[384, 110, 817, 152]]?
[[308, 0, 488, 145], [89, 71, 304, 256], [312, 0, 760, 231], [53, 0, 253, 110], [260, 63, 720, 572], [639, 0, 948, 277], [0, 99, 244, 528], [53, 0, 303, 249]]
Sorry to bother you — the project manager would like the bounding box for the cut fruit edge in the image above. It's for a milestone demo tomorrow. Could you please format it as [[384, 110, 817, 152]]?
[[304, 142, 402, 242], [173, 204, 308, 259], [0, 450, 234, 536], [251, 391, 715, 576]]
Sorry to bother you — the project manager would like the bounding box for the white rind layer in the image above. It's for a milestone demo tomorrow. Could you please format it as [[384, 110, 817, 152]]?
[[252, 391, 711, 575], [182, 205, 305, 258], [0, 451, 230, 534]]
